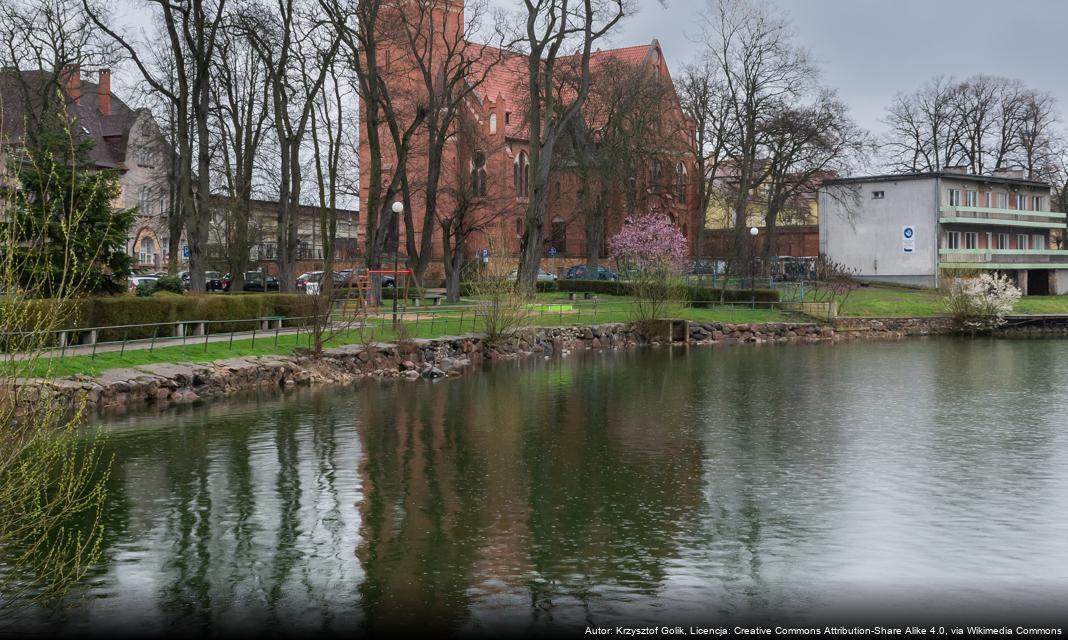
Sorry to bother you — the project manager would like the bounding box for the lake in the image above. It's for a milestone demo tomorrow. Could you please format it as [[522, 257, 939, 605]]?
[[10, 339, 1068, 635]]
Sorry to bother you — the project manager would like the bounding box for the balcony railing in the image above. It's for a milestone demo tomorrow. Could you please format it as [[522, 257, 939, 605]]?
[[939, 205, 1067, 229], [939, 248, 1068, 269]]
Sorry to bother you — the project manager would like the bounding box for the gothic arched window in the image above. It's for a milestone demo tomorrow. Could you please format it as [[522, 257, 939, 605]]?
[[514, 151, 529, 197]]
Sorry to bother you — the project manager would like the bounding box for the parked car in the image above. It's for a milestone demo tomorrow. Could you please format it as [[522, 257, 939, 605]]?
[[223, 272, 280, 292], [296, 271, 322, 293], [507, 269, 557, 282], [127, 275, 159, 292], [177, 270, 226, 292], [299, 271, 351, 295], [564, 265, 618, 281]]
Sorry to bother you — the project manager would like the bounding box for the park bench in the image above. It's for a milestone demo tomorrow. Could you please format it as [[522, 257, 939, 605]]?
[[567, 292, 597, 301], [406, 293, 444, 306], [174, 320, 208, 338], [260, 316, 285, 331]]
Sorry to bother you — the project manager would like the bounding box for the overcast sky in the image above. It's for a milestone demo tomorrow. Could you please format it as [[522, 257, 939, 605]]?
[[113, 0, 1065, 138], [589, 0, 1066, 136]]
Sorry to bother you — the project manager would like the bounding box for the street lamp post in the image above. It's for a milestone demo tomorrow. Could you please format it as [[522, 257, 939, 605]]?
[[391, 201, 403, 328], [749, 226, 758, 308]]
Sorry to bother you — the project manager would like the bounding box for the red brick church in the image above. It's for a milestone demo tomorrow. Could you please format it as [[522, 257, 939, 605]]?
[[359, 0, 701, 277]]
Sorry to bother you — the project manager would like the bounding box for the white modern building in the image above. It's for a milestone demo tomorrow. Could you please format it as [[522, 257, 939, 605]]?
[[819, 169, 1068, 295]]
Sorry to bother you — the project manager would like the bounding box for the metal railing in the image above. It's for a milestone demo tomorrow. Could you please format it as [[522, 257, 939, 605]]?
[[3, 296, 812, 362]]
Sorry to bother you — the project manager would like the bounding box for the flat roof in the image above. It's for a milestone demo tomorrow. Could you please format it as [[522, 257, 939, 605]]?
[[821, 171, 1049, 190]]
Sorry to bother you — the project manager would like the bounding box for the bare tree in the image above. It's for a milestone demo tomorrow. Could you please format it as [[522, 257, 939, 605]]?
[[882, 76, 961, 173], [882, 74, 1058, 177], [85, 0, 228, 293], [241, 0, 341, 292], [438, 110, 519, 302], [381, 0, 503, 287], [676, 57, 735, 257], [759, 90, 868, 265], [560, 55, 675, 269], [700, 0, 815, 258], [209, 13, 272, 292], [509, 0, 627, 295], [304, 54, 358, 352], [1016, 89, 1059, 180]]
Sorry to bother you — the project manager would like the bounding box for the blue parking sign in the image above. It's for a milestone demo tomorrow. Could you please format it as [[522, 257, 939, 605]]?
[[548, 246, 557, 257], [902, 226, 915, 253]]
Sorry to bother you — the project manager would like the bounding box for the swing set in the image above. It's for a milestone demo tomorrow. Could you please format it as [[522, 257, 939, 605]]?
[[346, 268, 418, 311]]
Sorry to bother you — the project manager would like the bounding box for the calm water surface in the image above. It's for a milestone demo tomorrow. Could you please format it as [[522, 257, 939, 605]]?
[[14, 339, 1068, 635]]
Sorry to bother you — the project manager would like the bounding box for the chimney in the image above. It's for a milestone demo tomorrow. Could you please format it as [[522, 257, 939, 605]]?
[[61, 64, 81, 104], [98, 69, 111, 116], [991, 168, 1025, 180]]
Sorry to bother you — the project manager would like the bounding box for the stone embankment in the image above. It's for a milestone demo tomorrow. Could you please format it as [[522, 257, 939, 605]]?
[[25, 314, 1053, 417]]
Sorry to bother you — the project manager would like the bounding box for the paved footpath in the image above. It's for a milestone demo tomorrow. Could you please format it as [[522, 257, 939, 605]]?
[[5, 321, 370, 362]]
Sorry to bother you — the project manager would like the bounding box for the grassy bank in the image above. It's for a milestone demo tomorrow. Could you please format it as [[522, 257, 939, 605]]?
[[830, 283, 1068, 317], [15, 298, 792, 378]]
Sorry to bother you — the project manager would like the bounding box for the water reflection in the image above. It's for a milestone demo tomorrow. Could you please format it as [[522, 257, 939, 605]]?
[[11, 339, 1068, 635]]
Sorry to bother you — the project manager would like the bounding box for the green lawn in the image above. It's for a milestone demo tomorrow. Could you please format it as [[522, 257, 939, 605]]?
[[1014, 297, 1068, 315], [13, 297, 791, 379], [821, 283, 1068, 317], [836, 285, 946, 317]]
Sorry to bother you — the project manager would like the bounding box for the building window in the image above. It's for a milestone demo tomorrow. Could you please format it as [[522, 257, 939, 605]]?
[[948, 189, 961, 206], [505, 112, 511, 125], [138, 187, 153, 214], [1034, 196, 1043, 211], [489, 113, 497, 135], [674, 163, 687, 203], [964, 232, 978, 249], [965, 190, 978, 207], [997, 233, 1009, 250], [138, 237, 155, 265], [515, 217, 523, 237], [872, 190, 884, 199], [514, 152, 528, 197], [549, 218, 567, 253], [996, 192, 1008, 209], [1017, 234, 1029, 250], [1033, 234, 1046, 250], [1017, 193, 1028, 210], [945, 231, 961, 249], [471, 151, 487, 197]]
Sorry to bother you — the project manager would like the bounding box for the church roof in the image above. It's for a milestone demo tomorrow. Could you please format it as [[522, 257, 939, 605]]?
[[468, 40, 663, 140]]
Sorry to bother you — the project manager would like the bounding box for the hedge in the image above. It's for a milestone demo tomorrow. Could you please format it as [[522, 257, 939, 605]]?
[[533, 279, 781, 304], [72, 293, 319, 341]]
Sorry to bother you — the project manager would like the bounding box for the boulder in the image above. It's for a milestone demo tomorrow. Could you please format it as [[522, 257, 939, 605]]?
[[423, 367, 446, 379]]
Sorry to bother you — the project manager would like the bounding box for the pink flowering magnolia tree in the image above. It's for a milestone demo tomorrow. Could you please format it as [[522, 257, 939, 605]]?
[[608, 212, 689, 271], [608, 212, 689, 323]]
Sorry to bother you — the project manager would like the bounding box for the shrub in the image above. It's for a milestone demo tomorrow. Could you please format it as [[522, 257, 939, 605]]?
[[549, 279, 780, 305], [608, 212, 689, 322], [154, 275, 184, 295], [135, 281, 156, 297], [467, 275, 530, 344], [943, 273, 1021, 333]]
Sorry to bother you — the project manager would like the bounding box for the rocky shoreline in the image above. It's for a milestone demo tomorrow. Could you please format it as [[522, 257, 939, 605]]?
[[12, 316, 974, 417]]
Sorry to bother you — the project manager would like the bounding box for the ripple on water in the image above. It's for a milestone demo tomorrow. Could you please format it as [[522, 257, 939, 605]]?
[[9, 340, 1068, 633]]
